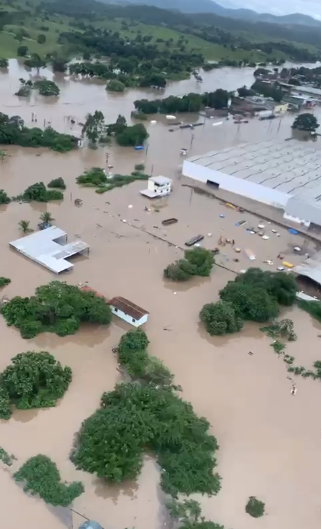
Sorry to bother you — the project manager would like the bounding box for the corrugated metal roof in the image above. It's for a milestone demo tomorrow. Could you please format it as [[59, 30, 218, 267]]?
[[293, 253, 321, 285], [187, 140, 321, 205], [109, 296, 149, 320]]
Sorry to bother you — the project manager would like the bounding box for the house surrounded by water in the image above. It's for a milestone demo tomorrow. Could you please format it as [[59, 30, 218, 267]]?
[[140, 176, 172, 198], [108, 296, 149, 327]]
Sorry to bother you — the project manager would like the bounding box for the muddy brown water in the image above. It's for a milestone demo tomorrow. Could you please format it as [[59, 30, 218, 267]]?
[[0, 62, 321, 529]]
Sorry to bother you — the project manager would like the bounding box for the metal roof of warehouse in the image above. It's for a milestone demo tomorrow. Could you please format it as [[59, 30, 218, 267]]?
[[187, 140, 321, 204], [293, 251, 321, 285]]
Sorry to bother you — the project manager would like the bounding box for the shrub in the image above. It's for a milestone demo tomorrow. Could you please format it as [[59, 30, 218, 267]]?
[[34, 80, 60, 97], [0, 189, 10, 205], [76, 167, 108, 186], [245, 496, 265, 518], [0, 351, 72, 417], [220, 282, 280, 322], [135, 163, 145, 171], [164, 248, 214, 282], [1, 281, 112, 338], [0, 386, 11, 420], [0, 277, 10, 287], [106, 79, 125, 92], [20, 182, 63, 202], [14, 455, 84, 506], [0, 58, 9, 68], [200, 301, 244, 336], [298, 299, 321, 321]]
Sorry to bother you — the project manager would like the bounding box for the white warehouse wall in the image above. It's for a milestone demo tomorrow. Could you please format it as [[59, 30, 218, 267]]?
[[182, 160, 289, 208]]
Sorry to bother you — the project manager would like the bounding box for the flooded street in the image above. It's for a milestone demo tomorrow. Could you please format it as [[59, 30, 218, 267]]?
[[0, 62, 321, 529]]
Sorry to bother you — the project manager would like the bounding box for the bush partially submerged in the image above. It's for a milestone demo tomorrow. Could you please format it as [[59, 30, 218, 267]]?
[[0, 351, 72, 419], [200, 300, 244, 336], [0, 277, 10, 288], [47, 177, 66, 189], [72, 382, 221, 497], [220, 282, 280, 322], [77, 167, 148, 193], [165, 248, 214, 282], [298, 299, 321, 321], [1, 281, 112, 338], [235, 268, 297, 306], [14, 455, 84, 506], [245, 496, 265, 518], [0, 189, 11, 205], [16, 182, 64, 202], [117, 329, 173, 386], [72, 329, 221, 497]]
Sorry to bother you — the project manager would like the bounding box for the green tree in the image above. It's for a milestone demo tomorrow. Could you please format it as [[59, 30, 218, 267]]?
[[72, 382, 221, 497], [200, 301, 244, 336], [185, 247, 214, 276], [82, 111, 105, 145], [76, 167, 108, 186], [0, 189, 10, 204], [48, 177, 66, 189], [245, 496, 265, 518], [1, 281, 112, 338], [167, 499, 224, 529], [17, 45, 28, 57], [34, 80, 60, 97], [14, 455, 84, 506], [0, 58, 8, 68], [235, 268, 297, 306], [40, 211, 54, 224], [0, 277, 10, 288], [164, 248, 214, 282], [220, 282, 280, 322], [116, 123, 148, 147], [298, 299, 321, 321], [24, 53, 46, 72], [292, 113, 319, 132], [106, 79, 125, 92], [0, 351, 72, 416], [37, 34, 46, 44], [18, 220, 31, 233]]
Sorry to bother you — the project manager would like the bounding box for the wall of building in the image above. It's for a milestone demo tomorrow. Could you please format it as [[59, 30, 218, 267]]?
[[110, 306, 148, 327], [284, 196, 321, 227], [182, 161, 289, 208]]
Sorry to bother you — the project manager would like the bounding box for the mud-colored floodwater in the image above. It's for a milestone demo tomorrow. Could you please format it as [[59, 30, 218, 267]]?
[[0, 62, 321, 529]]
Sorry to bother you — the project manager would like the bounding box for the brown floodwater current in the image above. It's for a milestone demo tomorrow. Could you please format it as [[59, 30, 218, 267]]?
[[0, 60, 320, 529]]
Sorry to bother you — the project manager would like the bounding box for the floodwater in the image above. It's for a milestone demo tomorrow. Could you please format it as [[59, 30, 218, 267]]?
[[0, 62, 321, 529]]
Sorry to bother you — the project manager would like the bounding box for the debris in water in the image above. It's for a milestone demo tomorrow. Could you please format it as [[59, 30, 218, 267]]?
[[128, 205, 133, 209]]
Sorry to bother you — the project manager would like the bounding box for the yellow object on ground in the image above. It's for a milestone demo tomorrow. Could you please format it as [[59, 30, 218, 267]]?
[[283, 261, 294, 268], [225, 203, 236, 209]]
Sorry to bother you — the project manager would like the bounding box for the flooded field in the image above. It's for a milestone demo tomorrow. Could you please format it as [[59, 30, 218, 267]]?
[[0, 62, 321, 529]]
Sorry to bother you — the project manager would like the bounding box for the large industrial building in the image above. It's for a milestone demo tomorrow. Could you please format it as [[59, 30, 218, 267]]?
[[182, 140, 321, 228]]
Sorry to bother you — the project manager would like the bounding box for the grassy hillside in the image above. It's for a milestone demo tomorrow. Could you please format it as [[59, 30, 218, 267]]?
[[0, 0, 320, 62]]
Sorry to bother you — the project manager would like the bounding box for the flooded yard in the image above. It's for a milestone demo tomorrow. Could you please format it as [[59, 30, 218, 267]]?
[[0, 61, 320, 529]]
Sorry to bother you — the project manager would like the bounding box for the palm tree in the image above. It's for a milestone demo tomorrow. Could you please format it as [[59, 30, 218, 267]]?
[[40, 212, 54, 224], [19, 220, 30, 233]]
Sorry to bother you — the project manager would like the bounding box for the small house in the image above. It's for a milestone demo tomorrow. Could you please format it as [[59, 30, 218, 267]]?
[[140, 176, 172, 199], [108, 296, 149, 327]]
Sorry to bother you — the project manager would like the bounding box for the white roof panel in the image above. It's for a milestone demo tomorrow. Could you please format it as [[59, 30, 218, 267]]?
[[9, 226, 88, 274]]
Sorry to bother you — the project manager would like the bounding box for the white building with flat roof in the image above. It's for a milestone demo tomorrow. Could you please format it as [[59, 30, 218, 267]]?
[[9, 226, 89, 273], [140, 176, 172, 198], [182, 139, 321, 227]]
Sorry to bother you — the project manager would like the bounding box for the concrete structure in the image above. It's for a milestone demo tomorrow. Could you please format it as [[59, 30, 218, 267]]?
[[9, 226, 89, 274], [182, 140, 321, 227], [108, 296, 149, 327], [140, 176, 172, 198]]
